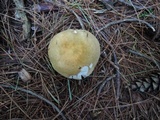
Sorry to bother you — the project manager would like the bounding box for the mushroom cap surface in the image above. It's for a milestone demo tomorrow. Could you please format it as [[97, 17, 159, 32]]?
[[48, 29, 100, 80]]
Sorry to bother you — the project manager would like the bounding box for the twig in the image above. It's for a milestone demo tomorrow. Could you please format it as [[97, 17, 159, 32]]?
[[98, 32, 121, 100], [128, 49, 160, 69], [97, 18, 155, 33], [118, 0, 147, 10], [0, 84, 67, 120], [99, 0, 117, 10], [113, 51, 121, 100], [99, 31, 121, 119], [97, 75, 116, 96]]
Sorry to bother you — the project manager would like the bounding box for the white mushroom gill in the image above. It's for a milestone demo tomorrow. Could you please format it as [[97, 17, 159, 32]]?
[[69, 63, 93, 80]]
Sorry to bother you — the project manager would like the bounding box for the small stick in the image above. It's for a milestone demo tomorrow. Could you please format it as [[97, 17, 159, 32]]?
[[113, 51, 121, 100], [128, 49, 160, 69], [0, 84, 67, 120], [97, 18, 155, 33], [97, 32, 121, 100], [118, 0, 146, 10], [97, 75, 116, 96]]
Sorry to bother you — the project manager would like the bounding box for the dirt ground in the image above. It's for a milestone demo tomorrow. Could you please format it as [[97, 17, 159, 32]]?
[[0, 0, 160, 120]]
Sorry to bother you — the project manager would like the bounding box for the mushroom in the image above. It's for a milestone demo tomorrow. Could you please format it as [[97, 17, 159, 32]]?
[[48, 29, 100, 80]]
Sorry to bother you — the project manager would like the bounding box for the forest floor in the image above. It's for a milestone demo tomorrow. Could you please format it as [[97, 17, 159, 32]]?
[[0, 0, 160, 120]]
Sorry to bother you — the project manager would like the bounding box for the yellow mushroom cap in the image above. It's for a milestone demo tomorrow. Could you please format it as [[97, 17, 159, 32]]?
[[48, 29, 100, 80]]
